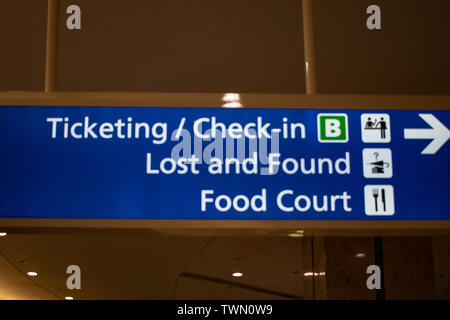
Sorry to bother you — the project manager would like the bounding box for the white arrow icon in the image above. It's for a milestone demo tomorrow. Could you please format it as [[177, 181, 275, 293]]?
[[404, 114, 450, 154]]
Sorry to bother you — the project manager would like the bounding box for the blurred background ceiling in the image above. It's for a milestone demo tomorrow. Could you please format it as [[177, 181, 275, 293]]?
[[0, 230, 304, 299]]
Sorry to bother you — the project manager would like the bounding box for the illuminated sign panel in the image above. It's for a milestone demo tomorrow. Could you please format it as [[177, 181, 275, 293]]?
[[0, 106, 448, 220]]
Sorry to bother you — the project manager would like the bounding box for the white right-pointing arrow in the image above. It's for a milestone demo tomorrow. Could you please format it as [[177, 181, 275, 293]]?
[[404, 114, 450, 154]]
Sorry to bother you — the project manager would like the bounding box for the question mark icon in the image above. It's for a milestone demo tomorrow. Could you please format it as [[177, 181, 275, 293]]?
[[373, 152, 379, 160]]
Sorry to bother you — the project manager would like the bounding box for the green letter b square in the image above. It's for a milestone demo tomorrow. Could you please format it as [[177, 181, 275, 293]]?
[[317, 113, 348, 143]]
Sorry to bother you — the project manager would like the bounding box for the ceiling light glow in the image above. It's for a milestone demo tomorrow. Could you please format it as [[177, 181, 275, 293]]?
[[304, 272, 326, 277], [223, 102, 242, 108], [288, 233, 303, 238], [222, 93, 242, 108]]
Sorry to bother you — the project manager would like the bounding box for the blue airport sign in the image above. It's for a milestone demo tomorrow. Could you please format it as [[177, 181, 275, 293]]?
[[0, 106, 449, 220]]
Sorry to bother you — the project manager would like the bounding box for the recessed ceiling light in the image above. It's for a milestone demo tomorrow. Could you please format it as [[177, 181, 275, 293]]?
[[355, 253, 366, 258], [232, 272, 243, 277], [27, 271, 38, 277], [222, 93, 240, 102], [0, 232, 7, 237], [65, 296, 74, 300]]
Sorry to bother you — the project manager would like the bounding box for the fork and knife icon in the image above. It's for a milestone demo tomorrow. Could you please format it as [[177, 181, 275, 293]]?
[[372, 188, 386, 212]]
